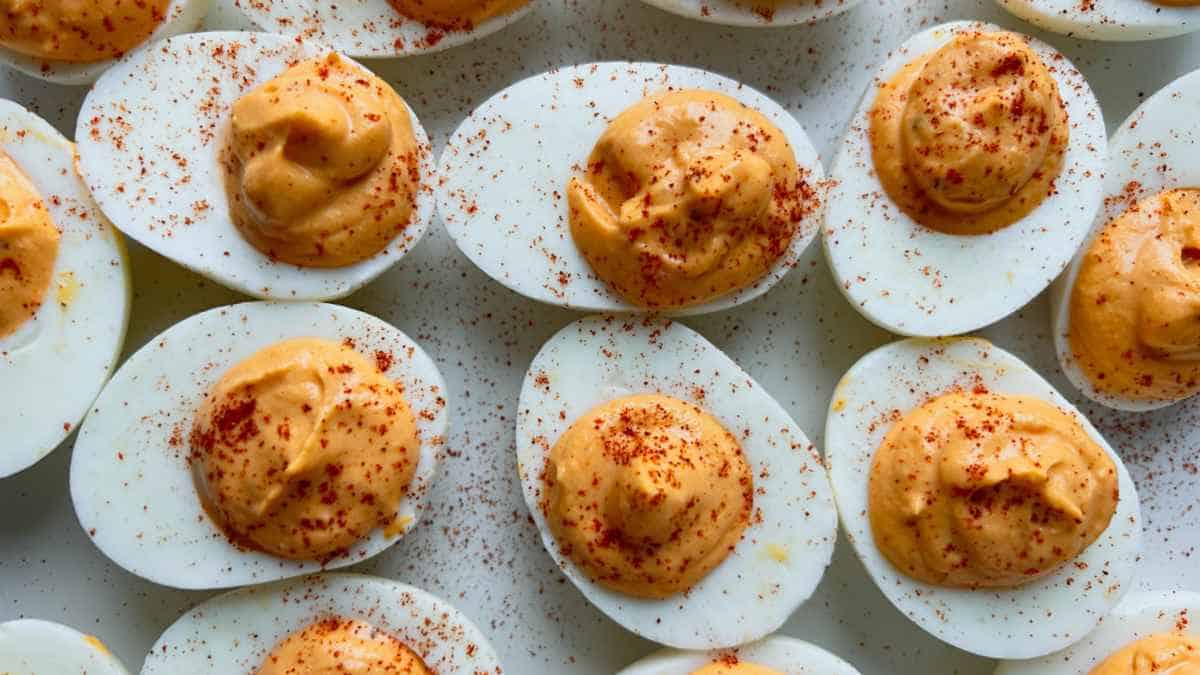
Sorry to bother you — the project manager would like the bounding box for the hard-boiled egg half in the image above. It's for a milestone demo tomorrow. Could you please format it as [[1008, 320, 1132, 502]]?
[[75, 31, 436, 301], [142, 573, 502, 674], [233, 0, 534, 57], [823, 21, 1105, 337], [0, 619, 129, 675], [437, 61, 825, 316], [995, 0, 1199, 42], [1051, 67, 1200, 412], [638, 0, 865, 27], [995, 589, 1200, 674], [0, 99, 130, 478], [516, 315, 838, 649], [825, 337, 1141, 659], [70, 301, 447, 590], [618, 635, 861, 675], [0, 0, 210, 85]]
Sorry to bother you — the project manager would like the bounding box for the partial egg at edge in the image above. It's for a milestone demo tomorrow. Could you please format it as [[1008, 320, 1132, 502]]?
[[637, 0, 866, 27], [0, 619, 130, 675], [995, 0, 1199, 42], [617, 635, 862, 674]]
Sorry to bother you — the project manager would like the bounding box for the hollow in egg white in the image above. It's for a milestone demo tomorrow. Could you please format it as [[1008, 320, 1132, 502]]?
[[69, 301, 447, 590], [516, 315, 838, 649], [995, 0, 1199, 41], [825, 336, 1141, 659], [437, 61, 825, 316], [823, 21, 1105, 337], [0, 98, 130, 479], [75, 31, 436, 301]]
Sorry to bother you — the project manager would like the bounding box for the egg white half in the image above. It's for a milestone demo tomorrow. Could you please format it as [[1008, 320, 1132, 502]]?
[[0, 99, 131, 478], [69, 301, 448, 590], [141, 573, 502, 674], [74, 31, 436, 301], [0, 0, 210, 85], [995, 0, 1198, 42], [825, 337, 1142, 659], [995, 589, 1200, 675], [516, 315, 838, 649], [0, 620, 129, 675], [618, 635, 861, 674], [822, 20, 1105, 337], [638, 0, 864, 27], [232, 0, 534, 58], [437, 61, 825, 316], [1050, 67, 1200, 412]]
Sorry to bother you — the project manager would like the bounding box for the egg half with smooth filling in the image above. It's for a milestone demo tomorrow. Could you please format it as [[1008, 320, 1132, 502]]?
[[75, 31, 436, 301], [516, 315, 838, 649], [825, 337, 1141, 659], [637, 0, 865, 27], [1051, 67, 1200, 412], [233, 0, 534, 58], [995, 0, 1198, 41], [617, 635, 861, 674], [0, 619, 129, 675], [437, 61, 824, 316], [0, 98, 130, 479], [142, 573, 502, 674], [0, 0, 210, 85], [823, 21, 1105, 337], [995, 589, 1200, 674], [70, 301, 447, 590]]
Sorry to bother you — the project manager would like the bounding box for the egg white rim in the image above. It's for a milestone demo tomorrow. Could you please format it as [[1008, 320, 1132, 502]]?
[[515, 314, 839, 649], [69, 301, 448, 590], [824, 336, 1142, 659], [437, 61, 826, 317], [0, 0, 211, 85], [140, 573, 502, 674], [822, 20, 1106, 338], [617, 635, 862, 674], [994, 589, 1200, 674], [637, 0, 865, 27], [0, 619, 129, 674], [994, 0, 1199, 42], [74, 31, 437, 302], [1050, 67, 1200, 412], [0, 98, 131, 479], [232, 0, 535, 58]]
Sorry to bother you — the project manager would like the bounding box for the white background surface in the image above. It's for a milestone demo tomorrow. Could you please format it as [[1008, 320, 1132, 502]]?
[[0, 1, 1197, 673]]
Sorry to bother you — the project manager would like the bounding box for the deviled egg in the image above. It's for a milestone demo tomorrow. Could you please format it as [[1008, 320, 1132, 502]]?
[[233, 0, 533, 57], [0, 98, 130, 479], [516, 315, 838, 649], [825, 337, 1141, 659], [823, 21, 1105, 337], [438, 61, 824, 316], [618, 635, 861, 674], [995, 589, 1200, 674], [0, 0, 209, 85], [1051, 67, 1200, 411], [70, 301, 447, 589], [0, 619, 129, 674], [75, 31, 436, 301], [638, 0, 865, 27], [995, 0, 1198, 41], [142, 573, 502, 674]]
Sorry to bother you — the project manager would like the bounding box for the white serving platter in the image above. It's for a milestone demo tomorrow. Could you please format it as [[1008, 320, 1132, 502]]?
[[0, 1, 1197, 674]]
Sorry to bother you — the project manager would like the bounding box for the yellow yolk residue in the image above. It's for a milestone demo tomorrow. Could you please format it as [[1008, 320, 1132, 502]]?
[[1091, 633, 1200, 675], [691, 660, 785, 675], [868, 390, 1118, 588], [1069, 189, 1200, 404], [543, 394, 753, 599], [0, 149, 58, 339], [223, 53, 422, 269], [567, 89, 813, 309], [190, 337, 421, 561], [869, 30, 1068, 235], [0, 0, 170, 63], [256, 617, 430, 675]]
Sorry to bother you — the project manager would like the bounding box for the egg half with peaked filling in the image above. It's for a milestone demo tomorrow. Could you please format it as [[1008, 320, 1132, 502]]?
[[618, 635, 861, 674]]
